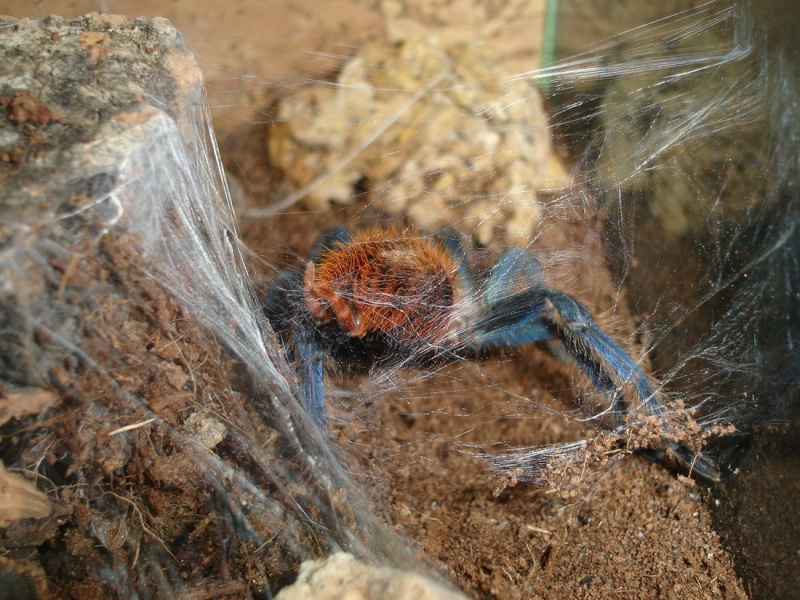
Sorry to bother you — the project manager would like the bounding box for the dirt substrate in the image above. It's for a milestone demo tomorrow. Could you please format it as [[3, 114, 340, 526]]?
[[0, 233, 309, 598]]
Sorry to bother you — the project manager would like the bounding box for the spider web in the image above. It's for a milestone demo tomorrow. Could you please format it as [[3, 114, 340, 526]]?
[[2, 0, 798, 597], [240, 1, 798, 481]]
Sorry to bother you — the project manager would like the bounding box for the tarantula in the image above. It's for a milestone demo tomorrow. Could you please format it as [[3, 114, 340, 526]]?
[[265, 225, 719, 480]]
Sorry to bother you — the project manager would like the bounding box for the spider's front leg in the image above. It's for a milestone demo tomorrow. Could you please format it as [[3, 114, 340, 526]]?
[[265, 270, 332, 429], [470, 251, 720, 480], [266, 226, 367, 428]]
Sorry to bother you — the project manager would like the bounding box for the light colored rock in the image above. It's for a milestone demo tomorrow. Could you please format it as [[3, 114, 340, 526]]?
[[377, 0, 548, 75], [267, 36, 570, 247], [275, 553, 469, 600], [184, 410, 228, 449]]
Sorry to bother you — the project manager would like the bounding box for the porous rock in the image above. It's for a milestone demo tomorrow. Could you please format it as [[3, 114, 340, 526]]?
[[275, 553, 468, 600]]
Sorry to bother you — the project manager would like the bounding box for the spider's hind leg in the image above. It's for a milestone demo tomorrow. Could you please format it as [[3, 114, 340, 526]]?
[[544, 291, 663, 417], [472, 285, 720, 480], [540, 291, 721, 480], [479, 249, 569, 362]]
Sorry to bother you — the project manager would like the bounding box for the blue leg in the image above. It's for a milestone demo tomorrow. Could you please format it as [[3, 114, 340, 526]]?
[[265, 265, 332, 427], [472, 288, 720, 480], [472, 289, 552, 349], [484, 249, 545, 306], [483, 250, 569, 363], [437, 229, 477, 301], [473, 289, 661, 414], [546, 291, 664, 417], [294, 331, 327, 427]]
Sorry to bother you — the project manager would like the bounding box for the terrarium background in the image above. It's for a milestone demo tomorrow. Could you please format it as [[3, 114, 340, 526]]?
[[3, 1, 799, 599]]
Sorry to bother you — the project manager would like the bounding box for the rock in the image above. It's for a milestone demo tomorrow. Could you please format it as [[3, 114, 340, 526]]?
[[266, 36, 569, 247], [0, 13, 204, 389], [275, 553, 468, 600]]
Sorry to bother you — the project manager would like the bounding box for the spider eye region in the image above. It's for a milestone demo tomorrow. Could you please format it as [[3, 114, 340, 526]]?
[[303, 231, 460, 346]]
